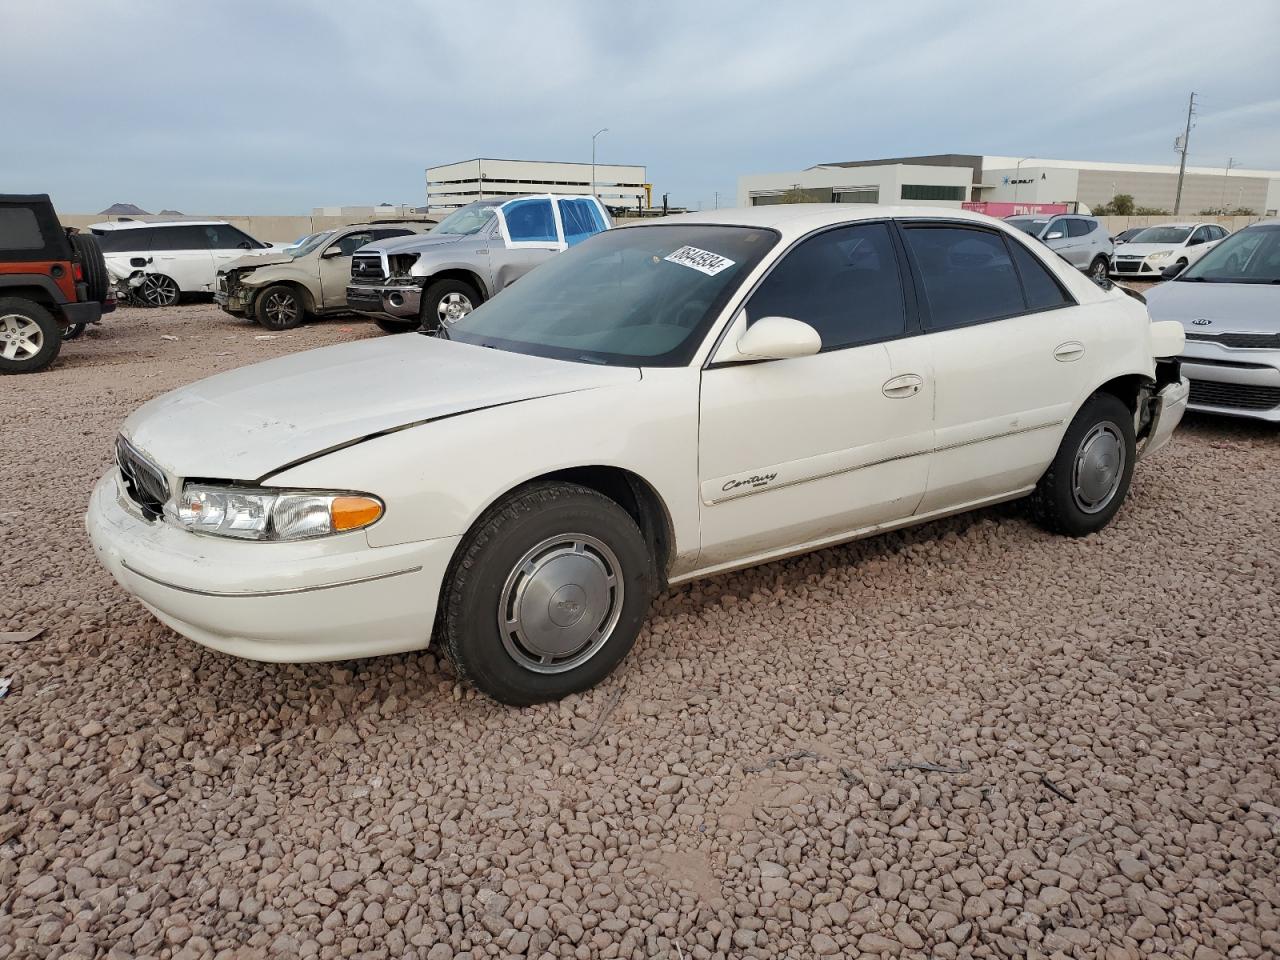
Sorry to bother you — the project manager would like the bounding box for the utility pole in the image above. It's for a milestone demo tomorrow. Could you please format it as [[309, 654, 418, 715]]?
[[1173, 92, 1197, 215], [714, 191, 719, 209], [1219, 157, 1238, 212]]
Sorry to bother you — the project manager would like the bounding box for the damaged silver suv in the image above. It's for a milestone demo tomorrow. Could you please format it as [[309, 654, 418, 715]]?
[[346, 195, 611, 333]]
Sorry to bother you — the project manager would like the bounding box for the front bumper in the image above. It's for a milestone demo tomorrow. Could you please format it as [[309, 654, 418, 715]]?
[[86, 471, 460, 662], [1139, 376, 1189, 459], [1110, 258, 1167, 277], [214, 288, 254, 316], [1179, 340, 1280, 422], [345, 283, 422, 320]]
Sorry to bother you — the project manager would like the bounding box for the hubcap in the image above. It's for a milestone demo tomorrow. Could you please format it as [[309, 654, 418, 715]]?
[[437, 291, 473, 326], [140, 275, 178, 306], [1073, 421, 1125, 514], [0, 313, 43, 361], [265, 292, 297, 325], [498, 534, 624, 674]]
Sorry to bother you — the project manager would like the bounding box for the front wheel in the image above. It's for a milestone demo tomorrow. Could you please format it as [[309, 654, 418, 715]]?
[[1028, 392, 1136, 537], [438, 482, 657, 705], [419, 278, 479, 333], [255, 285, 306, 330]]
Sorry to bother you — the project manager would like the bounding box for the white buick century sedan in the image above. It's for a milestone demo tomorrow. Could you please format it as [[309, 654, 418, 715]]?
[[88, 206, 1189, 704]]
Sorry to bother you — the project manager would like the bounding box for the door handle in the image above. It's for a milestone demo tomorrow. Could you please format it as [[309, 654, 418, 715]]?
[[1054, 340, 1086, 362], [882, 373, 924, 398]]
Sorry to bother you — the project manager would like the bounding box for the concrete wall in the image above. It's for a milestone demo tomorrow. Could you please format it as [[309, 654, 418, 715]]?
[[58, 213, 437, 243], [1097, 214, 1262, 234]]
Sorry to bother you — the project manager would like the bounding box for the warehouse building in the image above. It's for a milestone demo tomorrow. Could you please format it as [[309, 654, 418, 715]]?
[[426, 158, 648, 213], [739, 153, 1280, 215]]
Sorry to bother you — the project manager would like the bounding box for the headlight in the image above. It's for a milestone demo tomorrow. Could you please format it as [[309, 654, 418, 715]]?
[[173, 484, 383, 541], [1147, 250, 1172, 262]]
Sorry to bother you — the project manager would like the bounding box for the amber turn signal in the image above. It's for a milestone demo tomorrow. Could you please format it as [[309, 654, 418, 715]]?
[[331, 496, 384, 532]]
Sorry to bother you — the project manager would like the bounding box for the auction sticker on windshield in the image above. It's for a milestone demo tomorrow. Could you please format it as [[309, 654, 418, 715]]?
[[664, 245, 736, 276]]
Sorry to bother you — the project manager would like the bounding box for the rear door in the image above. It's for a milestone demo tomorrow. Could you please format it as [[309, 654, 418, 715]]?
[[150, 225, 214, 292], [697, 221, 933, 567], [205, 224, 263, 275], [898, 222, 1097, 513], [491, 198, 562, 291]]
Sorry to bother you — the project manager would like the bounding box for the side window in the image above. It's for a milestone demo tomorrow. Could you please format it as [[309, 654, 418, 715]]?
[[204, 224, 254, 249], [1189, 226, 1210, 246], [1066, 218, 1092, 238], [503, 199, 557, 244], [1008, 238, 1072, 312], [371, 229, 412, 241], [333, 231, 374, 256], [151, 225, 210, 251], [0, 207, 43, 251], [94, 228, 155, 253], [1212, 226, 1228, 240], [558, 198, 606, 246], [745, 222, 906, 351], [903, 226, 1025, 331]]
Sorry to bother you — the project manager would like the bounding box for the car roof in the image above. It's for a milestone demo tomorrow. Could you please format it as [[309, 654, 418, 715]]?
[[625, 204, 1025, 241], [88, 219, 231, 230]]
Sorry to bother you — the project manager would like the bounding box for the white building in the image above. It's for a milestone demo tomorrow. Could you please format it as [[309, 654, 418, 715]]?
[[426, 158, 648, 212], [739, 154, 1280, 215]]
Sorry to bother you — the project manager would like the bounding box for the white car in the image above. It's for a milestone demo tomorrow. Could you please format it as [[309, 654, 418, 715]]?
[[1110, 221, 1229, 279], [90, 220, 281, 306], [87, 206, 1189, 704]]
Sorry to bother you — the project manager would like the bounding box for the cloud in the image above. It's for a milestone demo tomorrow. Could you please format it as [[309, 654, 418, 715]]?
[[0, 0, 1276, 212]]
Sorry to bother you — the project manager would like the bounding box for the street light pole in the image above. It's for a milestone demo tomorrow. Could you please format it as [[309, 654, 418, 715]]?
[[591, 128, 608, 200], [1013, 157, 1032, 204]]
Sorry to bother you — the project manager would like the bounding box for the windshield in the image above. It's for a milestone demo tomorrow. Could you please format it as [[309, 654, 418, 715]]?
[[447, 224, 779, 366], [435, 202, 499, 236], [1132, 226, 1191, 245], [287, 231, 334, 258], [1179, 225, 1280, 283], [1007, 217, 1051, 237]]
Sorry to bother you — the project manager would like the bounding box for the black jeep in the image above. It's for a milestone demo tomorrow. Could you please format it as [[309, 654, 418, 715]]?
[[1, 194, 114, 373]]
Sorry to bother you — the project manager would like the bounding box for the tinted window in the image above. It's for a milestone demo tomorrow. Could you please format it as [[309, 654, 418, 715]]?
[[93, 227, 156, 253], [904, 227, 1025, 331], [746, 223, 905, 350], [0, 208, 42, 251], [204, 223, 253, 249], [504, 199, 557, 243], [150, 225, 209, 251], [332, 231, 374, 256], [1189, 226, 1210, 245], [1066, 218, 1092, 238], [371, 228, 413, 241], [1008, 239, 1071, 311], [558, 198, 606, 247]]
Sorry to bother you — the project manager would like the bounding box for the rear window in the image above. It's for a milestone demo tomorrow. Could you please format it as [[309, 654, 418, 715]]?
[[0, 208, 43, 251], [93, 228, 156, 253]]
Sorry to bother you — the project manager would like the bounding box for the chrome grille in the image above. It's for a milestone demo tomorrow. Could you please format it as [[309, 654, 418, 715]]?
[[115, 435, 169, 520], [350, 253, 385, 283]]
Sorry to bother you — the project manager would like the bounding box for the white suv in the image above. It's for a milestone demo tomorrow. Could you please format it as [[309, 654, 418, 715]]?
[[91, 220, 280, 306]]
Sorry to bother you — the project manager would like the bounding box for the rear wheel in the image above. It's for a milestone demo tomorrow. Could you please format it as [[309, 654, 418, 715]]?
[[255, 284, 306, 330], [0, 298, 61, 374], [419, 278, 478, 333], [1028, 392, 1135, 537], [1088, 256, 1109, 281], [137, 273, 179, 307], [438, 482, 657, 705]]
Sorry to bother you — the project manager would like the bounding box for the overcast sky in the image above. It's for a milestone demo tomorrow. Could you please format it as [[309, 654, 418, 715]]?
[[4, 0, 1277, 214]]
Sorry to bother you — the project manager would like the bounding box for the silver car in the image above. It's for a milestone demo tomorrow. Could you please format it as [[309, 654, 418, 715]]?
[[1144, 220, 1280, 422], [347, 195, 611, 333], [1006, 214, 1113, 282]]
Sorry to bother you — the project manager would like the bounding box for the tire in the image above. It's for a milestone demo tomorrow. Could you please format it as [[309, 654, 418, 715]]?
[[63, 322, 86, 341], [1088, 256, 1109, 282], [68, 232, 110, 302], [1028, 392, 1136, 537], [136, 273, 179, 307], [438, 481, 657, 705], [375, 317, 418, 335], [255, 284, 306, 330], [0, 297, 61, 374], [419, 278, 479, 333]]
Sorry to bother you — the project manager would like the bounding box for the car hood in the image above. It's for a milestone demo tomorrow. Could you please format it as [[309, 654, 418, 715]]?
[[369, 232, 468, 255], [222, 251, 297, 272], [122, 336, 640, 481], [1114, 243, 1182, 257], [1145, 280, 1280, 334]]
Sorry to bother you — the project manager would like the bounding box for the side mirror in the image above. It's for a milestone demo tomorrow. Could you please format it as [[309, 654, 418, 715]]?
[[735, 316, 822, 361], [1160, 263, 1184, 279], [1044, 231, 1065, 241], [321, 246, 345, 259]]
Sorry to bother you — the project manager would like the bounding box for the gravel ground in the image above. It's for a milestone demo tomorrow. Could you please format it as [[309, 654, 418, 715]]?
[[2, 301, 1278, 960]]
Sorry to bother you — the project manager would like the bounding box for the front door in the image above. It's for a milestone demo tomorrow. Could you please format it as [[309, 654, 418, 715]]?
[[318, 230, 373, 306], [698, 222, 933, 568], [897, 222, 1098, 513], [490, 197, 563, 292]]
